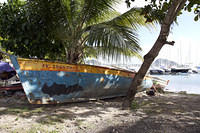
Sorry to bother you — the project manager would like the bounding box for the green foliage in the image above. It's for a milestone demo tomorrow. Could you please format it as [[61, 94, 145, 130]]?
[[0, 0, 65, 61], [126, 0, 200, 23], [131, 100, 139, 110], [0, 0, 148, 63], [184, 0, 200, 21]]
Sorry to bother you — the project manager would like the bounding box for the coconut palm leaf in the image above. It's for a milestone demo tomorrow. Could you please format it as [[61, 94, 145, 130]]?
[[84, 8, 148, 60], [111, 8, 147, 29], [86, 22, 142, 60], [80, 0, 119, 24]]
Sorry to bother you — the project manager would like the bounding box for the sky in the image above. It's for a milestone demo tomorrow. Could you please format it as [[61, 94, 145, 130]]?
[[115, 1, 200, 66], [1, 0, 200, 65], [137, 11, 200, 65]]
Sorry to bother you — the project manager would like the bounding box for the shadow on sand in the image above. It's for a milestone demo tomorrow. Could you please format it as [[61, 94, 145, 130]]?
[[0, 92, 199, 133]]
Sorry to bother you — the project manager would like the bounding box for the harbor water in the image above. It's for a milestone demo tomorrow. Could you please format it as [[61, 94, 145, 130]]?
[[154, 74, 200, 94]]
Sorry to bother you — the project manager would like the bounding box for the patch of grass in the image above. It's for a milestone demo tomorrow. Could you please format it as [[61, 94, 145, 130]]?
[[31, 107, 44, 113], [49, 130, 59, 133], [143, 109, 156, 114], [0, 106, 45, 117], [131, 100, 139, 110], [10, 126, 39, 133], [27, 124, 56, 133], [140, 100, 152, 107], [131, 100, 154, 110], [15, 117, 19, 121], [11, 131, 20, 133], [1, 125, 11, 130], [40, 115, 64, 125], [19, 112, 31, 117], [28, 127, 44, 133], [7, 107, 29, 114], [10, 124, 57, 133]]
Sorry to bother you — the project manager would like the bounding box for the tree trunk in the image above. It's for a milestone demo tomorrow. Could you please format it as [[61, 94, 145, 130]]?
[[64, 41, 84, 64], [124, 0, 187, 107]]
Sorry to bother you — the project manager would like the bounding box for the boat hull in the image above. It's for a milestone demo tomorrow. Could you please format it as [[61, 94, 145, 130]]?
[[10, 55, 153, 104], [171, 68, 190, 73]]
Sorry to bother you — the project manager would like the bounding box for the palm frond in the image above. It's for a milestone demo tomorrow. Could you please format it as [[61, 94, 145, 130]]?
[[61, 0, 84, 28], [80, 0, 119, 25], [85, 22, 142, 61], [86, 10, 121, 26], [111, 8, 148, 29]]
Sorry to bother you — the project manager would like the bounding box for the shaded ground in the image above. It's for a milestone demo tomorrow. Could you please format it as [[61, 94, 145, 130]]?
[[0, 91, 200, 133]]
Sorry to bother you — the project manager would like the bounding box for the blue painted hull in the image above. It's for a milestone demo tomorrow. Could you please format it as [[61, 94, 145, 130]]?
[[9, 55, 153, 104]]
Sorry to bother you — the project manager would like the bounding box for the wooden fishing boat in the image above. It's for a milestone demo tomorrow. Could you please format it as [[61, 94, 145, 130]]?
[[7, 55, 156, 104]]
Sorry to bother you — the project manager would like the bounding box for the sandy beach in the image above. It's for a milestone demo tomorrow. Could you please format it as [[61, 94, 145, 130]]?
[[0, 91, 199, 133]]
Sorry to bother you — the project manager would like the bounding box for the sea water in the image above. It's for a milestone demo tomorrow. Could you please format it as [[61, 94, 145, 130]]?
[[154, 74, 200, 94]]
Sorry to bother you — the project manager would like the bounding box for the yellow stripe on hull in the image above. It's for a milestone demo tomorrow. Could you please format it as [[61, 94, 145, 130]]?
[[18, 58, 135, 78]]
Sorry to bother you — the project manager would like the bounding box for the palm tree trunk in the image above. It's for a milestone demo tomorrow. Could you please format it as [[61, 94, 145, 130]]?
[[64, 46, 69, 63], [124, 0, 187, 107], [63, 41, 84, 64]]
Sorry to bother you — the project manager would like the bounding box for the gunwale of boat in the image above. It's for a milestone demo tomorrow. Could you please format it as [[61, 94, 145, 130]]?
[[17, 57, 135, 74]]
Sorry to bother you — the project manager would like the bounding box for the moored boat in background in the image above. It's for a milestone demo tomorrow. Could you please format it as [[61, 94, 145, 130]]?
[[149, 68, 165, 75], [171, 68, 190, 74]]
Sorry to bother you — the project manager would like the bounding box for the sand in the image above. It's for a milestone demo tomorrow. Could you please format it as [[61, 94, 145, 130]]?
[[0, 91, 199, 133]]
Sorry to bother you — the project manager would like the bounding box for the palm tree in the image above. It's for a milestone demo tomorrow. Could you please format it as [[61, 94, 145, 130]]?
[[28, 0, 147, 64]]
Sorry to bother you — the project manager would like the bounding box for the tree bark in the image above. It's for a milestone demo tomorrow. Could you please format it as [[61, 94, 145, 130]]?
[[124, 0, 187, 107], [64, 41, 84, 64]]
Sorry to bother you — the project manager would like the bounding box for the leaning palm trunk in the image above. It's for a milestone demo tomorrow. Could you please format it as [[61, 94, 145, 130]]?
[[124, 0, 187, 107]]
